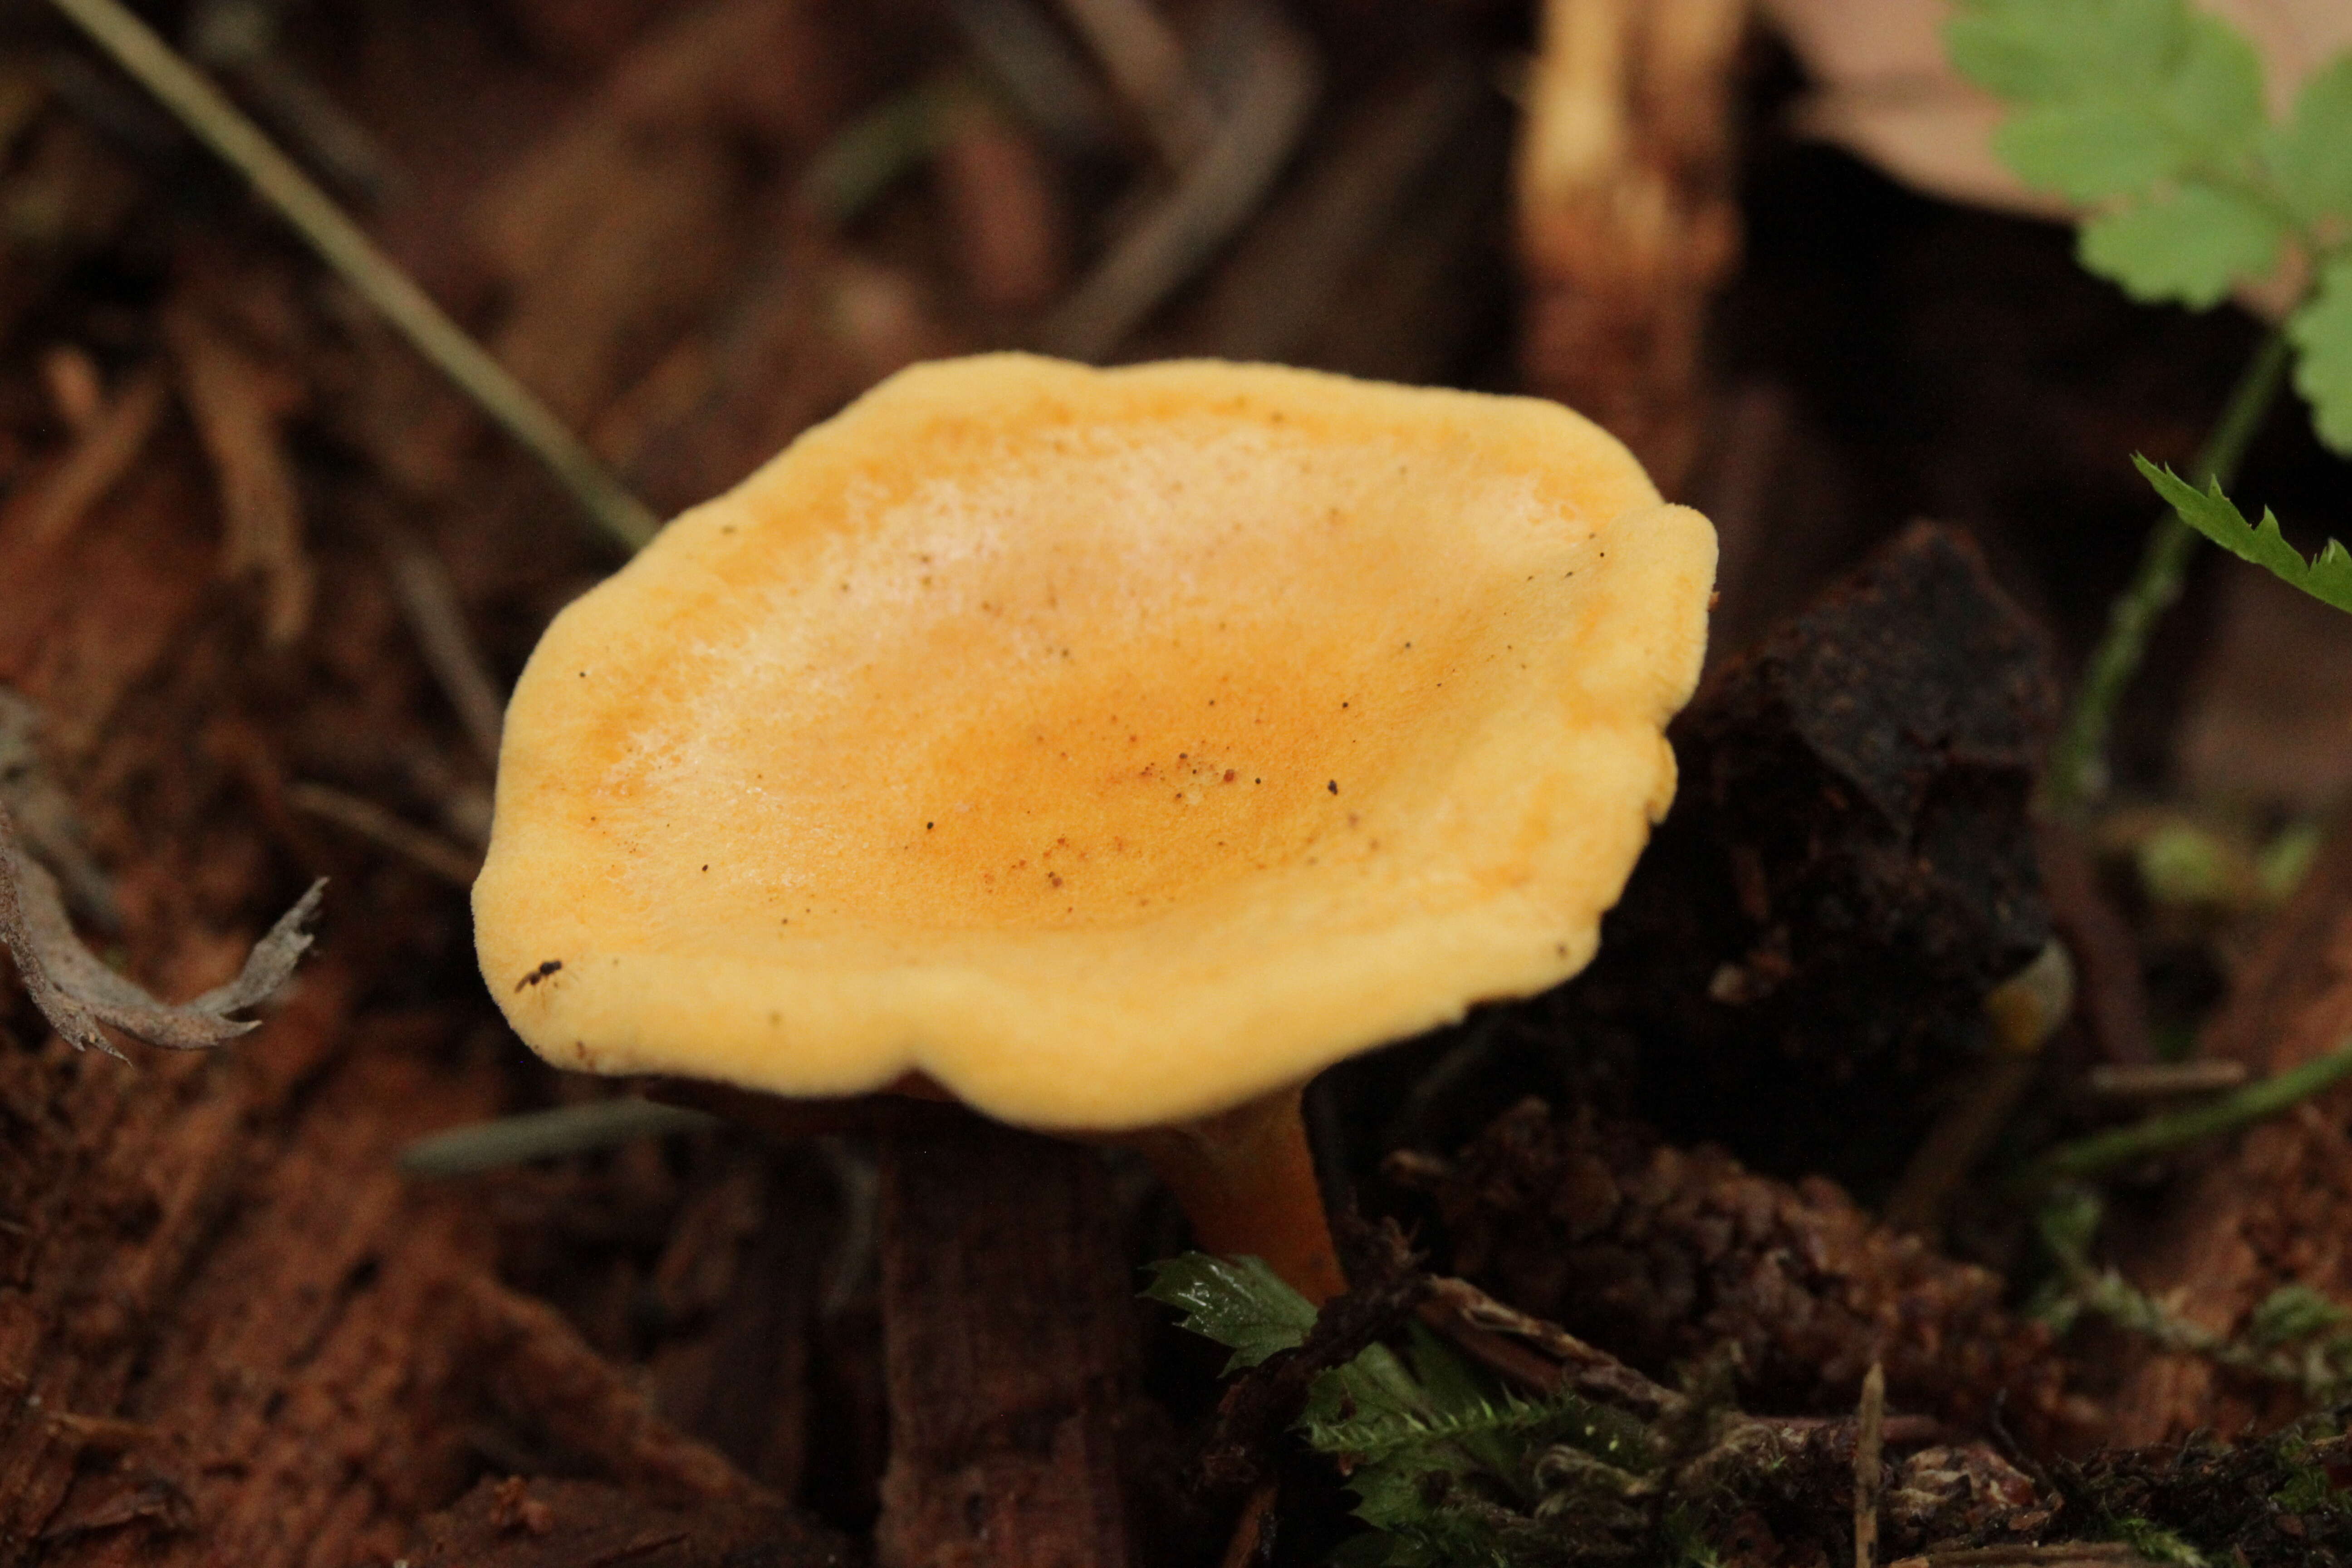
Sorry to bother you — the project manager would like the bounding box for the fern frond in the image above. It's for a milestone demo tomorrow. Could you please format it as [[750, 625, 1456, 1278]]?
[[1305, 1382, 1658, 1475]]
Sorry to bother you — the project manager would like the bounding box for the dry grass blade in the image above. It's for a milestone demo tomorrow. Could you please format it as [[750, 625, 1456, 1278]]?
[[44, 0, 657, 551], [288, 780, 483, 887], [0, 799, 323, 1055], [1055, 0, 1215, 167], [370, 521, 505, 772], [1040, 3, 1319, 361]]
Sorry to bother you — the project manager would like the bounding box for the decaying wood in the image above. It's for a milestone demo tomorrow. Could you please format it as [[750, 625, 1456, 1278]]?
[[407, 1476, 853, 1568], [0, 357, 784, 1560], [2107, 818, 2352, 1443], [1575, 523, 2060, 1186], [644, 1154, 834, 1496], [1516, 0, 1746, 494], [876, 1114, 1135, 1568]]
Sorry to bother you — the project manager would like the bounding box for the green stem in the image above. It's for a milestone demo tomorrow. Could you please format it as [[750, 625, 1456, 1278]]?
[[46, 0, 658, 552], [2043, 327, 2293, 819], [2017, 1038, 2352, 1188]]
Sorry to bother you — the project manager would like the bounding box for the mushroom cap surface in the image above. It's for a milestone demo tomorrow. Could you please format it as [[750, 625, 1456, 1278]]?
[[475, 355, 1715, 1132]]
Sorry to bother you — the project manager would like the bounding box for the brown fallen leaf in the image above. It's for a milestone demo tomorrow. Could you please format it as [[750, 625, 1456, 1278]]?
[[0, 799, 323, 1058]]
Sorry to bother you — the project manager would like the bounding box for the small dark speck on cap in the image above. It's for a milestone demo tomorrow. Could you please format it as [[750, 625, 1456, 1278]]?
[[516, 959, 563, 991], [1327, 780, 1339, 794]]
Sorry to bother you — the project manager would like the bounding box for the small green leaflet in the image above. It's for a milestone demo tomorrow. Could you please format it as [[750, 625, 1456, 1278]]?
[[2267, 54, 2352, 225], [1945, 0, 2266, 203], [1141, 1252, 1316, 1375], [2134, 456, 2352, 615], [2078, 184, 2278, 309], [2245, 1283, 2352, 1348], [1147, 1251, 1669, 1567], [2289, 257, 2352, 453], [1946, 1, 2352, 453]]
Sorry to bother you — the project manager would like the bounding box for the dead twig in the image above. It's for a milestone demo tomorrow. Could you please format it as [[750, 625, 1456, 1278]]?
[[0, 688, 118, 929], [1055, 0, 1215, 168], [286, 780, 483, 888], [1040, 3, 1318, 361], [369, 522, 505, 773]]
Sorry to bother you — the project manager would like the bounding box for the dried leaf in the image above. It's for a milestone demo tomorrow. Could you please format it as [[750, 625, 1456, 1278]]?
[[0, 800, 323, 1057]]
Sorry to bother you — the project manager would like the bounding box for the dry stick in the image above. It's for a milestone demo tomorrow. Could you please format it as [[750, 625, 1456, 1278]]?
[[372, 524, 506, 772], [2044, 328, 2292, 819], [947, 0, 1118, 154], [1054, 0, 1216, 168], [1852, 1361, 1884, 1568], [44, 0, 658, 553], [1040, 4, 1318, 361], [285, 780, 483, 888]]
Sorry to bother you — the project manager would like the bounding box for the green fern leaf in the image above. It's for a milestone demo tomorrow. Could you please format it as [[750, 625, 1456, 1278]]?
[[1141, 1252, 1315, 1374], [2078, 183, 2282, 308], [2135, 456, 2352, 614], [1947, 0, 2266, 203], [2267, 54, 2352, 224], [2289, 257, 2352, 454]]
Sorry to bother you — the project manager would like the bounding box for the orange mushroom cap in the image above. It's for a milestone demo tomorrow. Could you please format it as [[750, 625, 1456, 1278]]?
[[474, 354, 1715, 1135]]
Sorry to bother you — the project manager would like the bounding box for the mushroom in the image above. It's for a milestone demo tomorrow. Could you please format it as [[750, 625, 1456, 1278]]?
[[473, 354, 1715, 1302]]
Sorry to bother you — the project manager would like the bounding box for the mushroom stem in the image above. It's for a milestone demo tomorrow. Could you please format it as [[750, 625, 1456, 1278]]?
[[1127, 1085, 1347, 1304]]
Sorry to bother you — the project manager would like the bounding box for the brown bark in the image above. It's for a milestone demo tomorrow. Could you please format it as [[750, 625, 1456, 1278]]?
[[876, 1116, 1135, 1568], [2107, 818, 2352, 1443], [406, 1476, 851, 1568]]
